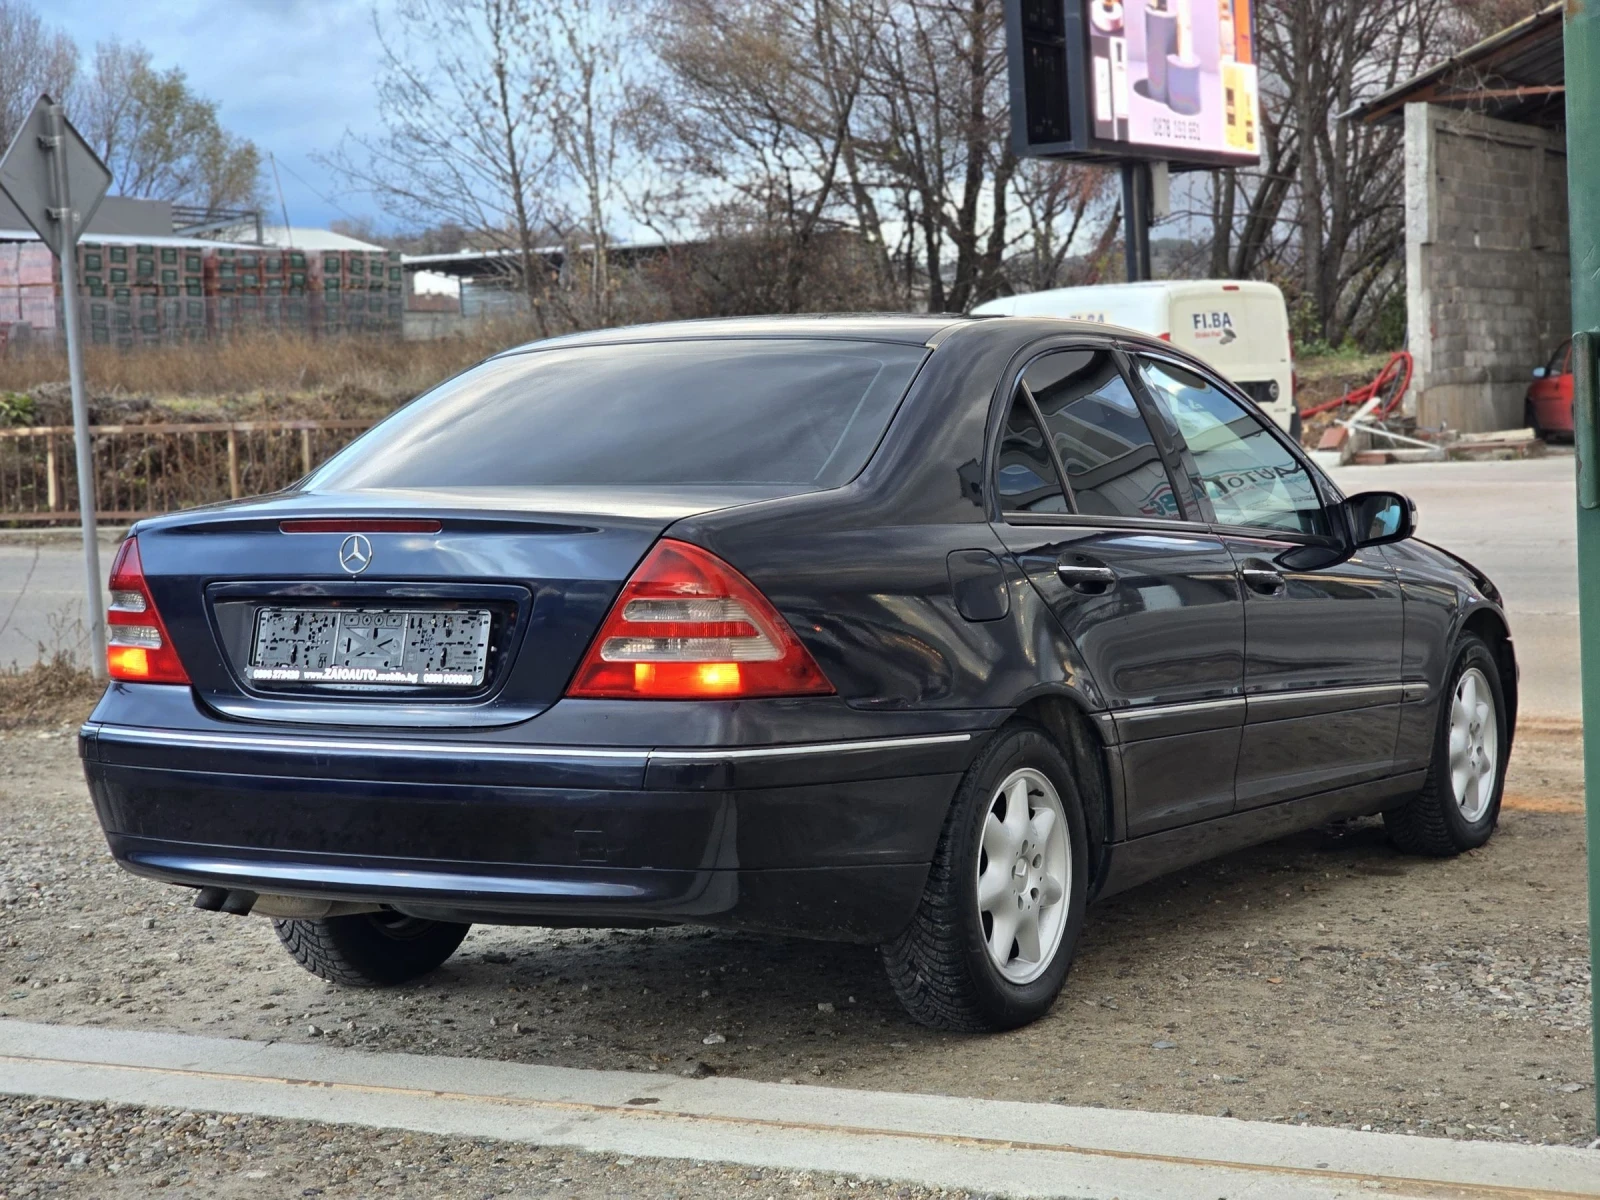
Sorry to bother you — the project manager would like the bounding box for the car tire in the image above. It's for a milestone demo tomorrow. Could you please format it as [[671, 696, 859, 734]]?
[[881, 722, 1089, 1032], [1523, 398, 1543, 442], [274, 911, 470, 987], [1383, 632, 1509, 857]]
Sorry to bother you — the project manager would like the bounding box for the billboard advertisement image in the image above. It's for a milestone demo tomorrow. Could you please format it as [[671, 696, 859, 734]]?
[[1086, 0, 1259, 159]]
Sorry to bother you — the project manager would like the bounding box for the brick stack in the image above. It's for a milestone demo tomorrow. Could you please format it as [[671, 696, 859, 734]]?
[[1, 237, 407, 347]]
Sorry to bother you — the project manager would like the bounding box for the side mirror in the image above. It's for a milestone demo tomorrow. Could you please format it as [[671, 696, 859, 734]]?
[[1533, 367, 1548, 379], [1347, 490, 1415, 548]]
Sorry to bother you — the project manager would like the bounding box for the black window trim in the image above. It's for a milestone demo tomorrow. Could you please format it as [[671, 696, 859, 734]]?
[[988, 337, 1205, 532], [1123, 346, 1345, 548]]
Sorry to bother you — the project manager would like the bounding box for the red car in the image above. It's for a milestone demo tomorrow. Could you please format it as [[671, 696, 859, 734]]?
[[1525, 339, 1574, 439]]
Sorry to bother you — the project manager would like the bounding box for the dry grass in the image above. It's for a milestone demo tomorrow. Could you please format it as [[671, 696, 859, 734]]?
[[0, 651, 101, 729], [0, 321, 546, 412]]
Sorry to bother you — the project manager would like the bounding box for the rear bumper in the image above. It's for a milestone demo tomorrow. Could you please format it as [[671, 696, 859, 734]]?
[[81, 710, 982, 943]]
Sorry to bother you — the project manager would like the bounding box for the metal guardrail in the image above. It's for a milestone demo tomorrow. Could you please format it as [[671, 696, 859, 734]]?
[[0, 419, 370, 523]]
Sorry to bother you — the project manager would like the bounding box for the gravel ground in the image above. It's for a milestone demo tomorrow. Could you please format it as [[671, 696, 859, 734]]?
[[1, 718, 1593, 1166], [0, 1094, 964, 1200]]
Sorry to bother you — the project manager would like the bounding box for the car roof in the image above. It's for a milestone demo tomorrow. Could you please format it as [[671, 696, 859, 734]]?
[[495, 312, 1172, 358], [499, 313, 976, 353]]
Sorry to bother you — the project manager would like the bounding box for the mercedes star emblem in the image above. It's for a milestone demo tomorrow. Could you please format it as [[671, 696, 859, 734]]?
[[338, 533, 374, 575]]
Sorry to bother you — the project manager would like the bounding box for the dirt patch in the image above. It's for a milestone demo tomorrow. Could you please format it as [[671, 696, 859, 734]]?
[[0, 723, 1591, 1150], [0, 655, 100, 730], [0, 1095, 945, 1200]]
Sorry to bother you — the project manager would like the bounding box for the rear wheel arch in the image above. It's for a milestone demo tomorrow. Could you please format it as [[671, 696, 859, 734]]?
[[1010, 693, 1115, 889]]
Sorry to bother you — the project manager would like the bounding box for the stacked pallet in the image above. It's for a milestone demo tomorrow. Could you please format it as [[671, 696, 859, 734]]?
[[78, 242, 210, 345], [0, 244, 58, 344], [312, 249, 404, 334], [0, 237, 407, 348]]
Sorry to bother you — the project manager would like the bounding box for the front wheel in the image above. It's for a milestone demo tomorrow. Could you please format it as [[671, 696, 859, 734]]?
[[1384, 633, 1508, 856], [882, 723, 1088, 1031], [274, 911, 470, 987]]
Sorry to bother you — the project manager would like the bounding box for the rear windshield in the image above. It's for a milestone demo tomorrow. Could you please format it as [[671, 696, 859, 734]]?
[[308, 338, 929, 491]]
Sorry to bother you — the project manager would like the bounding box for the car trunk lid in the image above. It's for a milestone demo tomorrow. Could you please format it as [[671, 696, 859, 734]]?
[[133, 485, 793, 728]]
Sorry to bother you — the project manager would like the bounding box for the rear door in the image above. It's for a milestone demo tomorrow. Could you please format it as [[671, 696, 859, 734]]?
[[1131, 354, 1404, 808], [990, 345, 1246, 837]]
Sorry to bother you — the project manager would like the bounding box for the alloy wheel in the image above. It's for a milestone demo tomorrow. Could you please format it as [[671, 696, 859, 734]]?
[[1448, 666, 1499, 822], [975, 767, 1071, 984]]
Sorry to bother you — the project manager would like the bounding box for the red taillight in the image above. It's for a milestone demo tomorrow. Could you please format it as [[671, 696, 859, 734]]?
[[566, 539, 833, 700], [1157, 331, 1171, 341], [105, 537, 190, 684]]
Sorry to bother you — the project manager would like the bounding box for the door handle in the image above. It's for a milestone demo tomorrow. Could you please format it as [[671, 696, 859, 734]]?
[[1240, 564, 1286, 595], [1056, 562, 1117, 594]]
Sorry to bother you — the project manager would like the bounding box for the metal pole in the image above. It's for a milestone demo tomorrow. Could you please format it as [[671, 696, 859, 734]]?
[[1120, 161, 1152, 283], [1562, 0, 1600, 1139], [45, 102, 106, 680]]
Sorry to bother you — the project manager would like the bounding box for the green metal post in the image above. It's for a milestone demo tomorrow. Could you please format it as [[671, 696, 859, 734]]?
[[1566, 0, 1600, 1139]]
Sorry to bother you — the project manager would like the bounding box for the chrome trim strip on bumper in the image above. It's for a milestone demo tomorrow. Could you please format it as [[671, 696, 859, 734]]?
[[95, 726, 649, 763], [125, 854, 655, 899], [90, 725, 974, 766], [649, 734, 972, 760]]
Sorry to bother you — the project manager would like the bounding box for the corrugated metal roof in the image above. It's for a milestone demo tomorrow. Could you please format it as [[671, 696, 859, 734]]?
[[0, 228, 261, 250], [1345, 3, 1564, 128]]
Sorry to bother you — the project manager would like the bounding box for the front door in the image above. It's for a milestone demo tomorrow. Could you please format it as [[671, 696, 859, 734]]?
[[1131, 354, 1405, 809], [990, 346, 1246, 837]]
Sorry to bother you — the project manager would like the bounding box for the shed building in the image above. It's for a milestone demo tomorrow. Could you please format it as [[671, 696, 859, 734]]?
[[1349, 3, 1567, 433]]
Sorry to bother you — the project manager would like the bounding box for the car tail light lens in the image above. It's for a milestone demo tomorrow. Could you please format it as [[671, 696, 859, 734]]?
[[106, 537, 190, 684], [567, 539, 833, 699]]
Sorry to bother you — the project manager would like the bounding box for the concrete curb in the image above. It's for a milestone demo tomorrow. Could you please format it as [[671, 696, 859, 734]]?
[[1, 1020, 1594, 1199]]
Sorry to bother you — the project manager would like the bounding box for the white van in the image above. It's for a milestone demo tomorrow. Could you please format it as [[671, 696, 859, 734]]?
[[971, 280, 1298, 435]]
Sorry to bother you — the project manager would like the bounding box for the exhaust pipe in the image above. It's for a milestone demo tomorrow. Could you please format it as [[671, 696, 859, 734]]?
[[192, 886, 378, 920], [193, 887, 258, 915]]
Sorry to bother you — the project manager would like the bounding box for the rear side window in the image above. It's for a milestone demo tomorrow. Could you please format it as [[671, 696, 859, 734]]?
[[996, 394, 1068, 513], [1024, 350, 1182, 521], [309, 339, 928, 490]]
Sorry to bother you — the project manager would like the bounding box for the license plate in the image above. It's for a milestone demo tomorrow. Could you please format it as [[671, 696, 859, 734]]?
[[247, 607, 492, 688]]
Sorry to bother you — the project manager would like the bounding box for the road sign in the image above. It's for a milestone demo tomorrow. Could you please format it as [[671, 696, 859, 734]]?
[[0, 94, 111, 256], [0, 94, 110, 680]]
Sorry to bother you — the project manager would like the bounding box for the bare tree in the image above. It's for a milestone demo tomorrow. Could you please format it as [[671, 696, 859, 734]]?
[[322, 0, 559, 316], [0, 0, 76, 150], [78, 40, 261, 210], [1194, 0, 1476, 346], [538, 0, 638, 325]]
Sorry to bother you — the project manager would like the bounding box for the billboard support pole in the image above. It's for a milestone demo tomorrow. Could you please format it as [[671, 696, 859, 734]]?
[[1120, 161, 1152, 282]]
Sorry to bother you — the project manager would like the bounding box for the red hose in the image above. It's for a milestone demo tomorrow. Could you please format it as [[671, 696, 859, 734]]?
[[1299, 351, 1413, 419]]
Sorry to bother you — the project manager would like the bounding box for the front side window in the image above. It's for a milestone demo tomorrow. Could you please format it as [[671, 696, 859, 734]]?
[[996, 394, 1068, 514], [1024, 350, 1182, 522], [1136, 357, 1328, 537]]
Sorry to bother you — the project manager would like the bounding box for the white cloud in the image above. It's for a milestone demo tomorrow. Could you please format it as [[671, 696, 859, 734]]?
[[48, 0, 393, 228]]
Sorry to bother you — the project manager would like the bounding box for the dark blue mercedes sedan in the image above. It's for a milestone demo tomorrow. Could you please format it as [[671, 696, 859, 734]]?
[[80, 315, 1515, 1031]]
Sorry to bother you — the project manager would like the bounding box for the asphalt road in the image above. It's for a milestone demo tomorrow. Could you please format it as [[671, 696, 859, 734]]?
[[1326, 454, 1577, 718], [0, 454, 1580, 715]]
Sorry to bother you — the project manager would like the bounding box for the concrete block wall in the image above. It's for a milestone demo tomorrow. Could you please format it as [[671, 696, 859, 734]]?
[[1404, 104, 1569, 432]]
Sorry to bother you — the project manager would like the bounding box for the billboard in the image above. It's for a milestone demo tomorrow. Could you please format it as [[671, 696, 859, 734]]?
[[1086, 0, 1258, 158], [1006, 0, 1262, 168]]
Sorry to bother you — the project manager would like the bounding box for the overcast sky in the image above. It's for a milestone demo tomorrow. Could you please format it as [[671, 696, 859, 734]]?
[[49, 0, 393, 230]]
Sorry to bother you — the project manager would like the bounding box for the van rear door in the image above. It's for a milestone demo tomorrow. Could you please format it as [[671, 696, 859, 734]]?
[[1168, 287, 1294, 429]]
